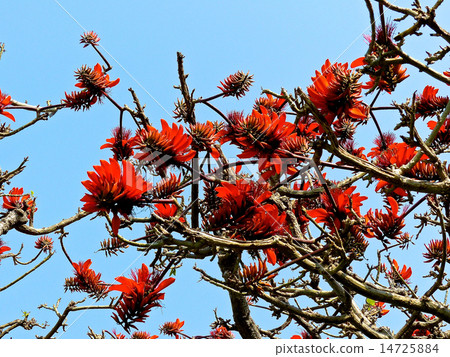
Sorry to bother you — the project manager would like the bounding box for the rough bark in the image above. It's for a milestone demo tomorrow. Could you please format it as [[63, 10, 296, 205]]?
[[218, 252, 262, 339], [0, 209, 28, 236]]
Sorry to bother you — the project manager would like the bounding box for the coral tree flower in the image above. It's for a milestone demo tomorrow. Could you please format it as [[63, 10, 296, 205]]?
[[109, 263, 175, 332], [80, 31, 100, 48], [218, 71, 254, 99], [205, 180, 286, 264], [0, 246, 11, 255], [307, 59, 368, 125], [34, 236, 53, 253], [365, 197, 405, 241], [387, 259, 412, 284], [160, 318, 185, 339], [415, 86, 449, 119], [75, 63, 120, 97], [351, 22, 409, 93], [80, 158, 150, 235], [308, 186, 367, 232], [135, 119, 196, 173], [130, 331, 158, 339], [188, 121, 221, 159], [64, 259, 108, 300], [423, 238, 450, 268], [220, 107, 308, 178], [210, 326, 234, 339], [2, 187, 37, 218], [291, 330, 313, 339], [100, 127, 137, 161], [0, 90, 15, 122]]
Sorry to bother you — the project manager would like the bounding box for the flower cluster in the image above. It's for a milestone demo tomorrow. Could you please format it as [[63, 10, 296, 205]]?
[[100, 127, 137, 161], [108, 264, 175, 332], [351, 22, 409, 93], [80, 158, 150, 235], [80, 31, 100, 48], [188, 121, 221, 159], [0, 90, 15, 122], [64, 259, 108, 300], [308, 59, 368, 129], [365, 197, 406, 242], [386, 259, 412, 285], [205, 179, 287, 264], [220, 106, 309, 179], [34, 236, 53, 253], [159, 318, 185, 339], [2, 187, 37, 218], [209, 326, 234, 339], [218, 71, 254, 99], [134, 119, 196, 174], [63, 63, 119, 110], [415, 86, 449, 119], [423, 238, 450, 268]]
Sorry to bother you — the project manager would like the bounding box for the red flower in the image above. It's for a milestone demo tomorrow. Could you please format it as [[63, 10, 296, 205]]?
[[0, 90, 15, 122], [308, 59, 368, 124], [2, 187, 37, 218], [308, 186, 367, 232], [218, 71, 254, 99], [0, 246, 11, 255], [427, 116, 450, 148], [64, 259, 108, 300], [75, 63, 119, 96], [415, 86, 449, 119], [375, 301, 390, 316], [152, 203, 185, 223], [160, 318, 185, 339], [100, 127, 137, 161], [205, 180, 287, 245], [80, 158, 150, 235], [240, 259, 276, 286], [423, 238, 450, 268], [34, 236, 53, 253], [254, 93, 287, 114], [387, 259, 412, 284], [80, 31, 100, 48], [188, 121, 221, 159], [62, 90, 97, 111], [210, 326, 234, 339], [220, 107, 306, 177], [108, 264, 175, 332], [351, 23, 409, 93], [130, 331, 158, 339], [367, 132, 396, 160], [411, 315, 435, 337], [135, 119, 196, 173], [365, 197, 405, 241], [151, 173, 183, 199]]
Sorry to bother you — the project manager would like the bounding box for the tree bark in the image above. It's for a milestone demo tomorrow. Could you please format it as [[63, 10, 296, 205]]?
[[218, 252, 262, 339], [0, 209, 28, 236]]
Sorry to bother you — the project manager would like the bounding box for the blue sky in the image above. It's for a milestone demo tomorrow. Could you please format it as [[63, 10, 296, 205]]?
[[1, 0, 449, 339]]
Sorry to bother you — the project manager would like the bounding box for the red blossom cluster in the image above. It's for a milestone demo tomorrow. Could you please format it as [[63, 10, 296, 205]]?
[[0, 90, 15, 122], [63, 63, 119, 110], [2, 187, 37, 219], [108, 264, 175, 332], [351, 22, 409, 93], [205, 179, 286, 264], [80, 158, 150, 235], [220, 104, 310, 179], [308, 59, 368, 128], [134, 119, 196, 174], [64, 259, 108, 300]]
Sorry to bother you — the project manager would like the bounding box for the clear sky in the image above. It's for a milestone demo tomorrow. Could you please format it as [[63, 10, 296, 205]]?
[[1, 0, 449, 339]]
